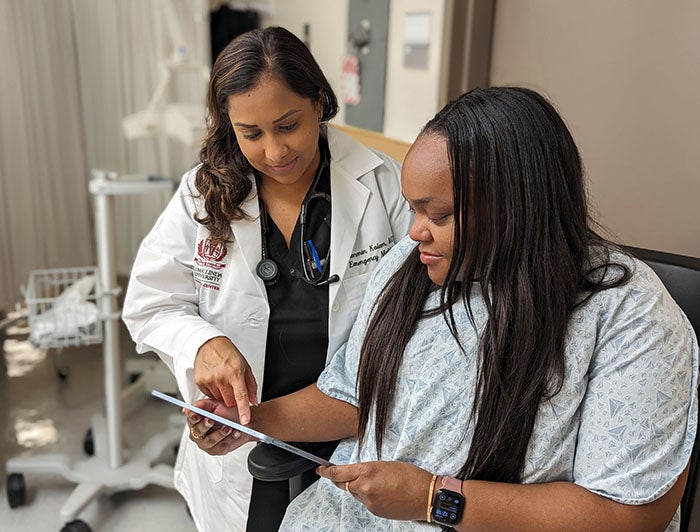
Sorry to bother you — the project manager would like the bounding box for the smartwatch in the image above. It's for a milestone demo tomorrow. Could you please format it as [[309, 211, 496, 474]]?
[[431, 476, 465, 526]]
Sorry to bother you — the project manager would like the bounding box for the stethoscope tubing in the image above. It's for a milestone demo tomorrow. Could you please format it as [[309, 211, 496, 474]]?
[[254, 149, 337, 286]]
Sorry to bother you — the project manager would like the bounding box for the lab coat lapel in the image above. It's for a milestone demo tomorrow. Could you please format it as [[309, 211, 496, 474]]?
[[230, 179, 267, 299], [327, 127, 381, 309], [329, 166, 369, 308]]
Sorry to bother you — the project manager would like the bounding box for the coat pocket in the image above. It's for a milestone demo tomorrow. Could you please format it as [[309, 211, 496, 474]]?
[[178, 432, 224, 484], [201, 452, 224, 484]]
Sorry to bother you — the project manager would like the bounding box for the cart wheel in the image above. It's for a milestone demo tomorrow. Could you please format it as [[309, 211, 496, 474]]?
[[6, 473, 26, 508], [83, 428, 94, 456], [57, 366, 70, 381], [60, 519, 92, 532]]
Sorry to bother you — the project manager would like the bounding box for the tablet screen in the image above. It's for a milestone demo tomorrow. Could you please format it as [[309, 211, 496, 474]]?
[[151, 390, 334, 467]]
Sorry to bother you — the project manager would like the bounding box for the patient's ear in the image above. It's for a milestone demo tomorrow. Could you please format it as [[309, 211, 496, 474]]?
[[316, 93, 324, 121]]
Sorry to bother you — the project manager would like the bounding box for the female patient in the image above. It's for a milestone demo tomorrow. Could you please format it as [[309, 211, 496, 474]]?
[[187, 87, 698, 530]]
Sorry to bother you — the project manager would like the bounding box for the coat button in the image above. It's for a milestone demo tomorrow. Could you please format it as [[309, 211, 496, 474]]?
[[331, 303, 339, 312]]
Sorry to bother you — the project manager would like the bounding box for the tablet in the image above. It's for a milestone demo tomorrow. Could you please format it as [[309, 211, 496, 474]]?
[[151, 390, 334, 467]]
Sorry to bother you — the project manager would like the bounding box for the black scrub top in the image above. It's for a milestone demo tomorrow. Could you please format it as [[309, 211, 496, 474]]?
[[260, 143, 332, 401]]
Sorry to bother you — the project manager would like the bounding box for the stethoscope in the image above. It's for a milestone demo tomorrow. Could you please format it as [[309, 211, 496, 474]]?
[[255, 158, 340, 287]]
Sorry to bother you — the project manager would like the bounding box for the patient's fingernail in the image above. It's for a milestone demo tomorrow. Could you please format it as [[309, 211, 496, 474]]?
[[221, 426, 232, 435], [203, 419, 213, 428], [233, 431, 241, 439], [191, 414, 200, 423]]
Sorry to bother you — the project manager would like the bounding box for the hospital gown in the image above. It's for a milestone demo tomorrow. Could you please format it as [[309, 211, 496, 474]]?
[[281, 236, 698, 531]]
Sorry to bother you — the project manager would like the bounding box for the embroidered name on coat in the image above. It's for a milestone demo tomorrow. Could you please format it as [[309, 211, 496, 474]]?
[[348, 235, 394, 269]]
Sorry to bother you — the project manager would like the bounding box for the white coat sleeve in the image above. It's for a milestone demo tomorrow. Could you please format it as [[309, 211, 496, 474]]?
[[122, 171, 222, 401]]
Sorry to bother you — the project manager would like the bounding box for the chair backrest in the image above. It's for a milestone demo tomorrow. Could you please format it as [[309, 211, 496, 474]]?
[[624, 246, 700, 532]]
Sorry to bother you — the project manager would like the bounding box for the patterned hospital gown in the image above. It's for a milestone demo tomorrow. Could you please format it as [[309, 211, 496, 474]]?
[[281, 236, 698, 531]]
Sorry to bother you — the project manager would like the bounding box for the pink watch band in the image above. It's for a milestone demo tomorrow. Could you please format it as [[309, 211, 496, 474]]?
[[440, 476, 463, 494]]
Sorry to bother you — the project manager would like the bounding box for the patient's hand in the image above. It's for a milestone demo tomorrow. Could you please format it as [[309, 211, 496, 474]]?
[[317, 460, 433, 521], [185, 398, 255, 455]]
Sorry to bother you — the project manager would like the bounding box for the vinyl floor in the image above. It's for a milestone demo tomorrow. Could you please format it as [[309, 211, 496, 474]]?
[[0, 313, 196, 532]]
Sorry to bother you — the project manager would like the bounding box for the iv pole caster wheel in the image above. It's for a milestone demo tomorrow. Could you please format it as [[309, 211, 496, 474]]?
[[6, 473, 27, 509], [83, 428, 94, 455], [61, 520, 92, 532]]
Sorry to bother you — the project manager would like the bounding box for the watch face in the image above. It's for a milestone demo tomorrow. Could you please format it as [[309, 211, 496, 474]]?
[[431, 488, 464, 526]]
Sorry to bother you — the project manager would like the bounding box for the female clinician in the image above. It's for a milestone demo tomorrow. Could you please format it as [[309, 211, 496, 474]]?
[[122, 27, 411, 532]]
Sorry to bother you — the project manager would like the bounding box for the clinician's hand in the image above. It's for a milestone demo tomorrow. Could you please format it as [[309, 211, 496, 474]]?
[[194, 336, 258, 425], [185, 398, 255, 455], [318, 461, 433, 521]]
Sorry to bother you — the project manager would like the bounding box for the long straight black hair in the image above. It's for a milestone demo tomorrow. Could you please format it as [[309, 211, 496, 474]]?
[[356, 87, 629, 483]]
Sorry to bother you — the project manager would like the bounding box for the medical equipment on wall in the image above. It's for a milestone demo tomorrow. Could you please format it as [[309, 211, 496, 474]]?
[[122, 0, 209, 147], [119, 0, 204, 405], [5, 171, 181, 532]]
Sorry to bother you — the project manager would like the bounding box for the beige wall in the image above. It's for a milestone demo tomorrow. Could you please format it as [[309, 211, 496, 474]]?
[[383, 0, 447, 143], [264, 0, 445, 143], [490, 0, 700, 257], [255, 2, 700, 256], [263, 0, 349, 123]]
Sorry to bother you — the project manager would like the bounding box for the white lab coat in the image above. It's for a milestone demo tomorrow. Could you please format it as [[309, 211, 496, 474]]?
[[122, 126, 412, 531]]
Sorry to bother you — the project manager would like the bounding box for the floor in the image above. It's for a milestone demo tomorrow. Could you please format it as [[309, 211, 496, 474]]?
[[0, 312, 197, 532]]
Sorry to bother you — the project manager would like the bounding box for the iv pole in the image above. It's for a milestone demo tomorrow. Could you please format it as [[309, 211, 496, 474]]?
[[5, 171, 181, 531], [7, 1, 209, 526], [91, 170, 181, 470]]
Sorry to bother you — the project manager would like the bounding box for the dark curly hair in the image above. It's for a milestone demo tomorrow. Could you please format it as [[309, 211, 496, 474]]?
[[194, 26, 339, 245]]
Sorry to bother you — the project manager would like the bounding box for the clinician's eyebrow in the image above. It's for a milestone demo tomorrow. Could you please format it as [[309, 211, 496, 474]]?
[[233, 109, 301, 129]]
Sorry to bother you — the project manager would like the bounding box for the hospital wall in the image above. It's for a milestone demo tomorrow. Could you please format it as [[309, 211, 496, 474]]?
[[267, 0, 699, 258], [490, 0, 700, 257]]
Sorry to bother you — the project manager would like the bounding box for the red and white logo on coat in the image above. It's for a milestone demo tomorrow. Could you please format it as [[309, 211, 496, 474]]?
[[194, 239, 227, 291], [195, 239, 227, 269]]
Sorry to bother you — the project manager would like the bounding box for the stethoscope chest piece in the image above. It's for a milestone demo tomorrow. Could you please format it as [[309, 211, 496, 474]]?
[[256, 257, 279, 286], [254, 146, 338, 288]]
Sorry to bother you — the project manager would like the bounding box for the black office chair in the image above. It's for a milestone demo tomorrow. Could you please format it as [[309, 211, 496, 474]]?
[[624, 246, 700, 531], [247, 439, 339, 500], [248, 246, 700, 528]]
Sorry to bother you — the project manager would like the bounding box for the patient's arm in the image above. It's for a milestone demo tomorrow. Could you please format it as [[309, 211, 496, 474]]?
[[316, 460, 688, 530], [186, 383, 358, 455]]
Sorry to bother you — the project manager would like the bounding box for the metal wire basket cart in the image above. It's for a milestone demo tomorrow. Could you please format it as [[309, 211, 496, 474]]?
[[25, 267, 103, 349]]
